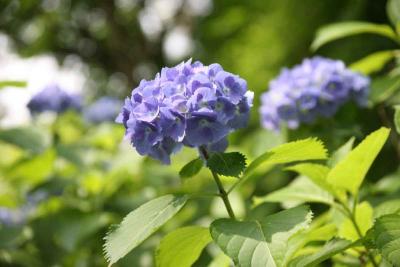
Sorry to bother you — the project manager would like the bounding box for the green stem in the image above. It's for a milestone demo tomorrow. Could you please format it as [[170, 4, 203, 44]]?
[[339, 200, 379, 267], [199, 146, 236, 219]]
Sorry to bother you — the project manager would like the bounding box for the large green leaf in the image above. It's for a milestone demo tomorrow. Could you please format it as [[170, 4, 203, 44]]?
[[311, 21, 398, 50], [210, 205, 312, 267], [350, 50, 395, 75], [0, 127, 49, 154], [288, 238, 354, 267], [326, 127, 390, 195], [387, 0, 400, 33], [244, 138, 327, 179], [104, 194, 188, 265], [207, 152, 247, 178], [253, 176, 334, 206], [155, 226, 211, 267], [371, 214, 400, 266]]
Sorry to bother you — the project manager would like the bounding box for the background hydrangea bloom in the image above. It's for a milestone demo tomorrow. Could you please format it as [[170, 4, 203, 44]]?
[[84, 97, 122, 123], [117, 60, 253, 164], [27, 84, 82, 114], [260, 56, 370, 131]]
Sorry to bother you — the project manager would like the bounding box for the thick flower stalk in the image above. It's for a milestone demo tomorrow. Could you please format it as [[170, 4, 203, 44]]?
[[116, 60, 254, 164], [260, 56, 370, 131], [27, 84, 82, 114], [84, 97, 122, 123]]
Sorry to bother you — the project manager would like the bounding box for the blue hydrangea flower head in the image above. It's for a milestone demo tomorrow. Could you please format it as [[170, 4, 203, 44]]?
[[27, 84, 82, 114], [260, 56, 370, 131], [84, 97, 122, 123], [116, 59, 253, 164]]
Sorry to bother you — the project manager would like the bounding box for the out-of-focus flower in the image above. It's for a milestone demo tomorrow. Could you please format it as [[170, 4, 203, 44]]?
[[27, 84, 82, 114], [116, 59, 253, 164], [84, 97, 122, 123], [260, 56, 370, 131]]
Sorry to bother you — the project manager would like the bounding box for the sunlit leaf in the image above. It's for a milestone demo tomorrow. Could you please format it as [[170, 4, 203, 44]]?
[[253, 176, 334, 206], [155, 226, 211, 267], [210, 205, 312, 267], [0, 80, 27, 89], [327, 127, 390, 195], [387, 0, 400, 33], [311, 21, 398, 51], [104, 194, 188, 265], [0, 127, 49, 154], [288, 238, 354, 267], [394, 105, 400, 134], [7, 149, 56, 190], [350, 50, 395, 75], [244, 138, 327, 179], [338, 202, 373, 241]]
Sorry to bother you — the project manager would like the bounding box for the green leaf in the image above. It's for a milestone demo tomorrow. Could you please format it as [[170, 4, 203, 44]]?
[[349, 50, 395, 75], [207, 152, 246, 178], [371, 214, 400, 266], [288, 238, 354, 267], [285, 163, 334, 194], [327, 127, 390, 195], [311, 21, 398, 51], [394, 105, 400, 134], [155, 226, 212, 267], [0, 127, 48, 154], [7, 149, 56, 190], [210, 205, 312, 267], [339, 202, 373, 241], [244, 138, 327, 179], [179, 158, 204, 178], [328, 137, 355, 167], [374, 199, 400, 218], [0, 80, 27, 89], [104, 194, 188, 265], [387, 0, 400, 33], [253, 176, 334, 206], [370, 75, 400, 104]]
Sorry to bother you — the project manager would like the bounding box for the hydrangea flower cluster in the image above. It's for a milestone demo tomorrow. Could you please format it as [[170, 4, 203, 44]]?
[[27, 84, 82, 114], [260, 57, 370, 131], [84, 97, 122, 123], [116, 60, 253, 164]]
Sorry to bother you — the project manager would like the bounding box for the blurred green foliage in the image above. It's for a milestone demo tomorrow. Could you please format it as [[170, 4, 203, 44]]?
[[1, 0, 400, 266]]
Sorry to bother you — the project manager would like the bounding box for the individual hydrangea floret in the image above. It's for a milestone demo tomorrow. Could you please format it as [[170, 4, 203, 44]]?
[[27, 84, 82, 114], [260, 56, 370, 131], [116, 60, 253, 164], [84, 97, 122, 123]]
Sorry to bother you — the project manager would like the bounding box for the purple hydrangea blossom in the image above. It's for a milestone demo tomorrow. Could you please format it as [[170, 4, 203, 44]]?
[[260, 57, 370, 131], [84, 97, 122, 123], [116, 60, 253, 164], [27, 84, 82, 114]]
